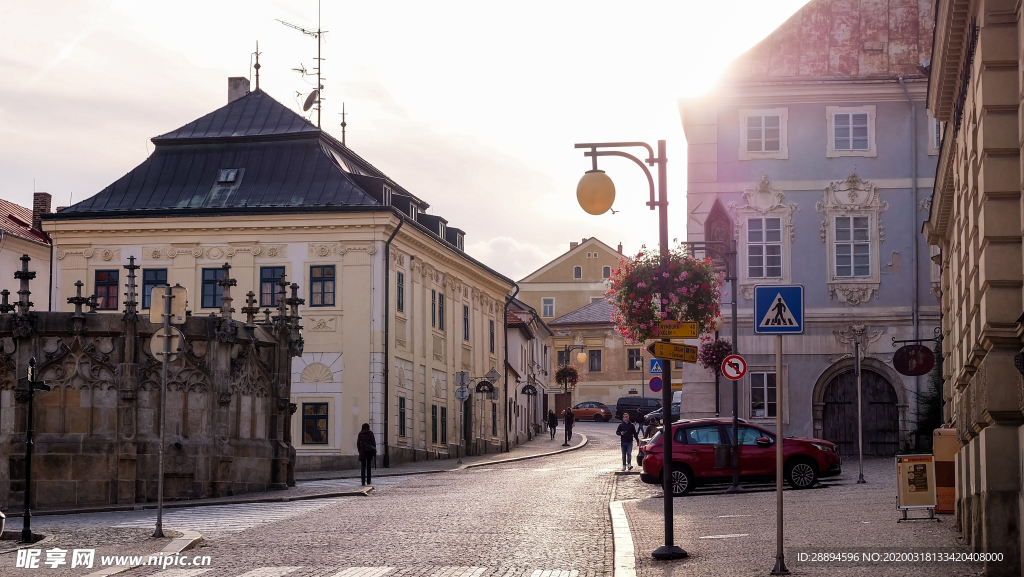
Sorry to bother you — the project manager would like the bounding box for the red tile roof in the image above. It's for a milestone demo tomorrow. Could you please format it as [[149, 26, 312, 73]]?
[[0, 199, 49, 246]]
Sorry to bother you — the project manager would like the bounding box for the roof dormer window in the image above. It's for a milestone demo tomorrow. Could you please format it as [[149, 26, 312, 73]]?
[[439, 223, 447, 239], [410, 205, 419, 220], [217, 169, 239, 184], [456, 234, 464, 251], [383, 185, 393, 206]]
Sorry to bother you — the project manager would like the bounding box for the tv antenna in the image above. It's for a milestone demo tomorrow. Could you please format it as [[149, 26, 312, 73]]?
[[277, 2, 327, 127]]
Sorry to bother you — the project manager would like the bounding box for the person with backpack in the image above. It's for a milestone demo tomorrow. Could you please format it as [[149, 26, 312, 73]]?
[[547, 410, 558, 440], [563, 407, 575, 446], [616, 412, 641, 471], [356, 423, 376, 486]]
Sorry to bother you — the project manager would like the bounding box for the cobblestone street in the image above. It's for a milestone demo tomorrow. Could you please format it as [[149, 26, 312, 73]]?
[[3, 423, 991, 576]]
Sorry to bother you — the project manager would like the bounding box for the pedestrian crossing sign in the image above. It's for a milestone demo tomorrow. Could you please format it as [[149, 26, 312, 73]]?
[[649, 359, 663, 375], [753, 285, 804, 334]]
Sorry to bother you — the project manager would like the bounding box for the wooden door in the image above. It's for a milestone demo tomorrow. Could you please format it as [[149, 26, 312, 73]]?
[[822, 370, 899, 456]]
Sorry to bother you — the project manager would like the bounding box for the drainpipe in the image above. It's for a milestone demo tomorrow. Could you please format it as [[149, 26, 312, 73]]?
[[503, 282, 520, 452], [382, 213, 405, 467], [899, 75, 921, 429]]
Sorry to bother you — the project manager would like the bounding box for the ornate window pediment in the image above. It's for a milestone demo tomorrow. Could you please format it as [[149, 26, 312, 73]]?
[[816, 173, 888, 305], [727, 175, 798, 300]]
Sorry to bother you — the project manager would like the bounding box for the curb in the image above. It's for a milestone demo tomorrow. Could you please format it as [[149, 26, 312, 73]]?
[[0, 533, 57, 556], [460, 433, 589, 469], [609, 500, 638, 577], [82, 529, 204, 577]]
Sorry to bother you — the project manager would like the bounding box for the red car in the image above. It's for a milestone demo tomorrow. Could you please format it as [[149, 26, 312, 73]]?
[[639, 419, 841, 495]]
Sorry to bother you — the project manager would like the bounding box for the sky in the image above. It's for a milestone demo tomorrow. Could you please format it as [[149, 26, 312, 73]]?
[[0, 0, 809, 281]]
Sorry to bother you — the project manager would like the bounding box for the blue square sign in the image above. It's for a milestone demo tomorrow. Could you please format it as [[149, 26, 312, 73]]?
[[649, 358, 663, 375], [753, 285, 804, 334]]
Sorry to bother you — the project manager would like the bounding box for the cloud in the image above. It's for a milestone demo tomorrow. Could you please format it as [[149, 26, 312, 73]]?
[[465, 237, 563, 282]]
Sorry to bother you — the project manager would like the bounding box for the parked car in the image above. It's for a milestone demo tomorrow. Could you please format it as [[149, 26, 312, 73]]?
[[639, 419, 841, 495], [614, 396, 661, 422], [570, 401, 613, 422]]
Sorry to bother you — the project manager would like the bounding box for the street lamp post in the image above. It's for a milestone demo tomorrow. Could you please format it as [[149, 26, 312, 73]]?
[[561, 344, 586, 447], [18, 357, 50, 543], [574, 140, 687, 560]]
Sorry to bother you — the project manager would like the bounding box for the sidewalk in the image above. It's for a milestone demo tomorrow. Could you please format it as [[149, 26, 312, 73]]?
[[297, 430, 587, 481], [617, 457, 982, 577]]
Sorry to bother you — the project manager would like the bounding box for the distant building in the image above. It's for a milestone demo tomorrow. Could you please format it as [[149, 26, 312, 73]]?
[[925, 1, 1024, 571], [681, 0, 938, 454], [518, 237, 623, 321], [40, 79, 514, 471], [505, 299, 552, 441], [0, 194, 52, 310]]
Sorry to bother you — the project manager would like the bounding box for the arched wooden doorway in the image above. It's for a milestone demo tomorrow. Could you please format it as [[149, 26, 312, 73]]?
[[822, 369, 899, 456]]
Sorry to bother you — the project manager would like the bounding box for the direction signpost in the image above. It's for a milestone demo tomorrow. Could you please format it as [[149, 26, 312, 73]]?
[[754, 285, 804, 576], [655, 320, 698, 339], [646, 342, 698, 363]]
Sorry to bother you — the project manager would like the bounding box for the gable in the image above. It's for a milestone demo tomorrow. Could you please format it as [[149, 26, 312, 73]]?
[[519, 238, 622, 283]]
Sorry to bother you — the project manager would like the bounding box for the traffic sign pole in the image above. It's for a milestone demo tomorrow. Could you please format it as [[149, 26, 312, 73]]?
[[771, 334, 789, 575]]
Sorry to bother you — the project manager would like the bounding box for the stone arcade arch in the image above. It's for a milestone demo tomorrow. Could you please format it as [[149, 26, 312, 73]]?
[[811, 357, 909, 456]]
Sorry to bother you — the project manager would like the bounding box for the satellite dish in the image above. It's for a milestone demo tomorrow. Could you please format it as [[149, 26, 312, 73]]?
[[302, 89, 319, 112]]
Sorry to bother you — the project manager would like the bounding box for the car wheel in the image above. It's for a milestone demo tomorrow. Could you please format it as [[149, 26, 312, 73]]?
[[668, 465, 694, 496], [594, 414, 604, 422], [785, 459, 818, 489]]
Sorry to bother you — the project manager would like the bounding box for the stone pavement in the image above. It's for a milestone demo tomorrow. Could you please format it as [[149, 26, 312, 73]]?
[[616, 457, 985, 576], [0, 527, 184, 577]]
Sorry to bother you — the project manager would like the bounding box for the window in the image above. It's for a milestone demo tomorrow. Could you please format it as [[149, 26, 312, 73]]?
[[928, 114, 943, 155], [557, 350, 568, 366], [739, 108, 788, 160], [681, 425, 723, 445], [431, 405, 438, 443], [141, 269, 167, 309], [602, 266, 611, 279], [542, 298, 554, 317], [431, 290, 436, 327], [456, 234, 465, 251], [826, 105, 876, 157], [310, 265, 335, 307], [301, 403, 328, 444], [489, 320, 495, 353], [747, 114, 780, 152], [438, 293, 445, 331], [834, 216, 870, 277], [729, 425, 774, 446], [396, 272, 405, 313], [201, 268, 225, 308], [260, 266, 286, 307], [589, 350, 602, 372], [750, 372, 776, 418], [398, 397, 407, 438], [491, 402, 498, 436], [573, 266, 582, 279], [410, 205, 419, 221], [383, 184, 393, 206], [217, 168, 238, 183], [441, 407, 447, 444], [94, 270, 119, 310], [627, 348, 642, 371], [463, 305, 470, 340], [747, 217, 782, 278], [439, 223, 447, 239]]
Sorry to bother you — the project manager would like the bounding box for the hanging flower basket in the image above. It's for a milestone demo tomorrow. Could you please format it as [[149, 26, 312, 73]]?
[[554, 365, 579, 388], [698, 336, 733, 374], [607, 242, 724, 342]]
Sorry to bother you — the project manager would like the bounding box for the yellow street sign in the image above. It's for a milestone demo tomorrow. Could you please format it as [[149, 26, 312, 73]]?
[[646, 342, 698, 363], [655, 321, 699, 339]]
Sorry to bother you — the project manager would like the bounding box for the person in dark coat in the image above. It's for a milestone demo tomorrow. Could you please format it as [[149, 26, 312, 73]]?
[[563, 407, 575, 445], [356, 423, 376, 486], [547, 410, 558, 440], [616, 412, 641, 471]]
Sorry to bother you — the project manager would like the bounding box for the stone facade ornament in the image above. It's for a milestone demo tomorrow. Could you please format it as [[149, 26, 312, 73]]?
[[816, 173, 888, 305], [727, 175, 799, 299]]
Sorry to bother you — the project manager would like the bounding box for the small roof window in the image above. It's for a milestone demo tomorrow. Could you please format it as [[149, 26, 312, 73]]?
[[217, 169, 239, 184]]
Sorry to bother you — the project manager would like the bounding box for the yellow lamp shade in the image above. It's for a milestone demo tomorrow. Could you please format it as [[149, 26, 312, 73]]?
[[577, 169, 615, 215], [576, 351, 587, 363]]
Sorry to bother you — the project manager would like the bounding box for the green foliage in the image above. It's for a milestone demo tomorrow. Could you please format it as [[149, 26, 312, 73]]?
[[912, 339, 944, 452]]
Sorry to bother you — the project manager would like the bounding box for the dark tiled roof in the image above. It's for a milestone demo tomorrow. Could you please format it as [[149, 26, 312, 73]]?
[[0, 199, 48, 245], [153, 89, 318, 142], [549, 299, 614, 326]]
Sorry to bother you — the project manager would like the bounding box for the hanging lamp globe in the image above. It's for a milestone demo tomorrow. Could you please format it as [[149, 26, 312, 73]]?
[[576, 351, 587, 363], [577, 169, 616, 215]]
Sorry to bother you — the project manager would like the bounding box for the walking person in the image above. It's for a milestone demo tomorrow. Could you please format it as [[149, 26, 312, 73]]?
[[356, 423, 376, 486], [563, 407, 575, 446], [616, 413, 641, 471], [547, 410, 558, 440]]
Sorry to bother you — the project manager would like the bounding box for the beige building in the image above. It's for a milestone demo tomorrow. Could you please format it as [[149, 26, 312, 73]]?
[[0, 194, 52, 311], [506, 299, 552, 441], [42, 81, 515, 471], [518, 237, 623, 321], [925, 1, 1024, 573]]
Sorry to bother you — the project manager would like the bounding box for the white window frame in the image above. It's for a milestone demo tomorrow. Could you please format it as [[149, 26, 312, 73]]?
[[745, 216, 783, 279], [927, 114, 943, 156], [749, 371, 776, 419], [573, 266, 582, 279], [826, 105, 876, 158], [738, 108, 788, 160], [817, 174, 886, 305], [541, 297, 554, 318], [730, 176, 796, 299], [832, 215, 872, 278], [740, 365, 789, 425]]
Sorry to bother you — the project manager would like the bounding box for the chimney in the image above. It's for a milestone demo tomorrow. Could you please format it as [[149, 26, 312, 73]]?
[[32, 192, 51, 231], [228, 77, 250, 103], [570, 241, 579, 250], [617, 243, 623, 254]]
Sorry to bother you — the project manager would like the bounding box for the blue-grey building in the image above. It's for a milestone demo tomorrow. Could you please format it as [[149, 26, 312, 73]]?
[[680, 0, 939, 455]]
